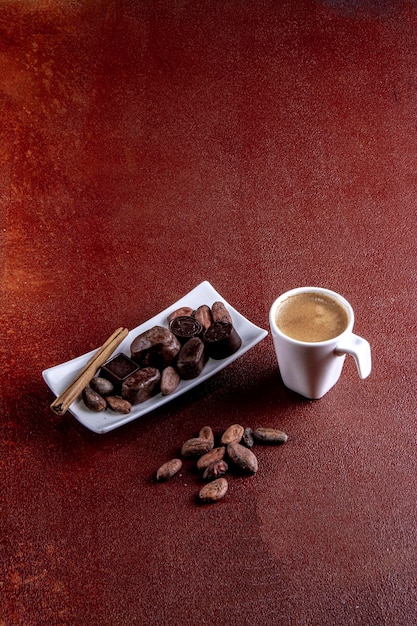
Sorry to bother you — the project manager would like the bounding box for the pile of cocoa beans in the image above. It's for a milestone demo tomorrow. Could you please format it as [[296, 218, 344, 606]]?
[[155, 424, 288, 503]]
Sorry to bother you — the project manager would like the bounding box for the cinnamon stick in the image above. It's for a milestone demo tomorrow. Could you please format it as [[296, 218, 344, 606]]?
[[50, 327, 129, 416]]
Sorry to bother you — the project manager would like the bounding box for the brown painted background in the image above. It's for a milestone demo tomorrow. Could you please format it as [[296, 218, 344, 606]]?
[[1, 1, 416, 624]]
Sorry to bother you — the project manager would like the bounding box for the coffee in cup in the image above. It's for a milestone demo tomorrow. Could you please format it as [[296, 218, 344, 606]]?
[[274, 291, 349, 343], [269, 287, 371, 399]]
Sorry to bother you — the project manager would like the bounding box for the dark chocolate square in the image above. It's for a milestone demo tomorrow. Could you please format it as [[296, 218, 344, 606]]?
[[99, 353, 139, 392]]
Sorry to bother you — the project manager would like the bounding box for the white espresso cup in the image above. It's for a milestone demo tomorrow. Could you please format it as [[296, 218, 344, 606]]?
[[269, 287, 371, 399]]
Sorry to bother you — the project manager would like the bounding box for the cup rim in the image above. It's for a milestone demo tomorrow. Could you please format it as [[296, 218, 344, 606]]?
[[269, 286, 354, 346]]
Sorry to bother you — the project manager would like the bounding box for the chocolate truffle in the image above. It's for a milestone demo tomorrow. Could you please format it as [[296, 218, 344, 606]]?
[[121, 367, 161, 404], [130, 325, 181, 369]]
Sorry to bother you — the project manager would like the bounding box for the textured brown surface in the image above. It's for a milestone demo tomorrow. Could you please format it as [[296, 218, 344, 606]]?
[[1, 1, 416, 624]]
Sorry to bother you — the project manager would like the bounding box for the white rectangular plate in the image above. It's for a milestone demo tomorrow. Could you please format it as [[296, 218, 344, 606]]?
[[42, 281, 268, 433]]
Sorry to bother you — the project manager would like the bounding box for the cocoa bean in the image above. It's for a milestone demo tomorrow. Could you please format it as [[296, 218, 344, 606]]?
[[82, 386, 107, 412], [105, 395, 132, 414], [167, 307, 194, 324], [160, 366, 180, 396], [211, 301, 233, 324], [220, 424, 244, 445], [252, 427, 288, 444], [156, 458, 182, 481], [194, 304, 213, 329], [227, 442, 258, 474], [242, 427, 254, 448], [90, 376, 115, 396], [199, 477, 228, 502], [199, 426, 214, 445], [203, 460, 228, 480], [196, 446, 226, 470], [181, 437, 214, 458]]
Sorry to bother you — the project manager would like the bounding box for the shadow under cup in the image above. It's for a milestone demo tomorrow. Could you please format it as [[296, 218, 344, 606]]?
[[269, 287, 370, 399]]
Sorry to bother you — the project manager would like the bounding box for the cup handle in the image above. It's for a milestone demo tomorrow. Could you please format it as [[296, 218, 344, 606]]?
[[334, 334, 372, 379]]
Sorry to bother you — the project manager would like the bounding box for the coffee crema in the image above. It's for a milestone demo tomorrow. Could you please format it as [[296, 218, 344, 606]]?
[[275, 292, 349, 342]]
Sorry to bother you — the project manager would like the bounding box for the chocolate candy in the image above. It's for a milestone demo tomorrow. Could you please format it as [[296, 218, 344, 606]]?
[[99, 353, 140, 393], [121, 367, 161, 404], [169, 315, 203, 344], [203, 321, 242, 359], [175, 337, 207, 380], [130, 326, 181, 369]]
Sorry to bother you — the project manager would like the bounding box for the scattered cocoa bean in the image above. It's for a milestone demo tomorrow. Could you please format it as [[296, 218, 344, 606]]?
[[199, 425, 214, 445], [167, 307, 194, 324], [199, 477, 228, 503], [242, 427, 254, 448], [154, 422, 288, 504], [82, 386, 107, 412], [105, 395, 132, 414], [160, 366, 181, 396], [211, 301, 233, 324], [227, 442, 258, 474], [203, 460, 228, 481], [156, 458, 183, 481], [221, 424, 244, 445], [252, 427, 288, 444], [196, 446, 226, 470], [181, 437, 214, 458], [90, 376, 115, 396], [194, 304, 213, 329]]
